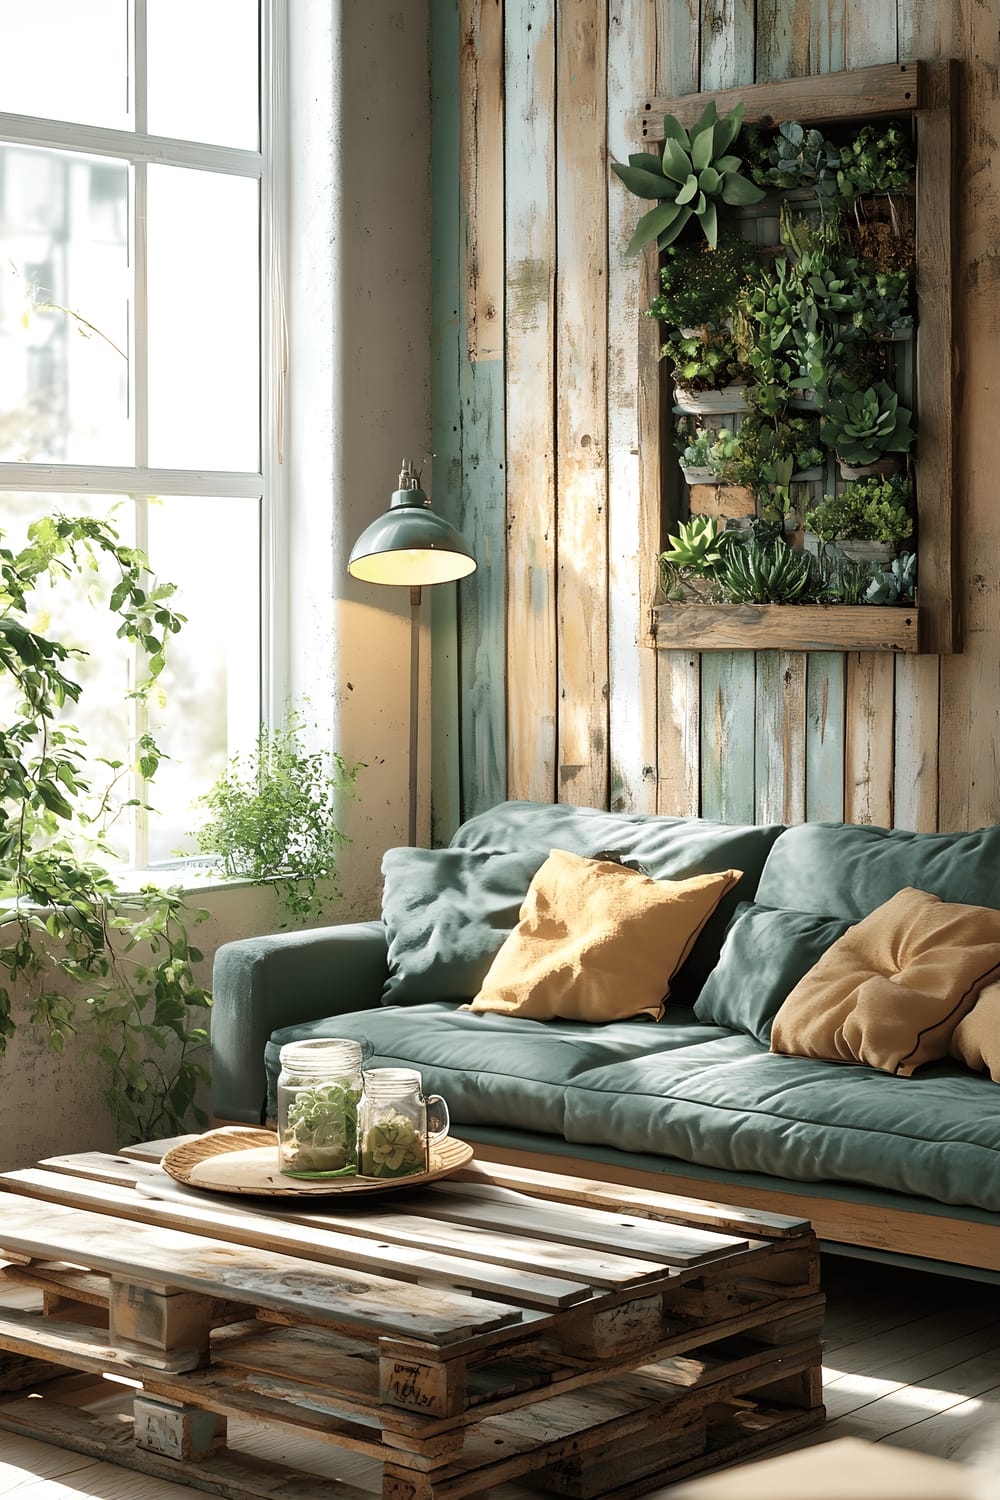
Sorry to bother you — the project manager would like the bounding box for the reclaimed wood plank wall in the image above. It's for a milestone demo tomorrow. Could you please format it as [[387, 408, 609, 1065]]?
[[430, 0, 998, 840]]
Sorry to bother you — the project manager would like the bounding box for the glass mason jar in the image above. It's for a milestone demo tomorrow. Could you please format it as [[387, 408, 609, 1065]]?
[[276, 1038, 364, 1177], [357, 1067, 450, 1179]]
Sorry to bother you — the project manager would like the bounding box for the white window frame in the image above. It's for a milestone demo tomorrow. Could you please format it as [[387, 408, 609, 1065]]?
[[0, 0, 287, 868]]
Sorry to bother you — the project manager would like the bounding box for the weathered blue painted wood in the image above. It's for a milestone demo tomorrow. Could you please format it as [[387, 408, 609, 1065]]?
[[429, 0, 465, 844], [700, 652, 757, 823], [806, 652, 847, 821]]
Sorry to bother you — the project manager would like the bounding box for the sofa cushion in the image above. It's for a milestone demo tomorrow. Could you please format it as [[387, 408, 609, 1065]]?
[[449, 800, 784, 1003], [770, 888, 1000, 1076], [464, 851, 741, 1023], [265, 1003, 732, 1126], [380, 846, 547, 1005], [756, 820, 1000, 919], [693, 902, 853, 1042], [950, 981, 1000, 1081], [563, 1038, 1000, 1212]]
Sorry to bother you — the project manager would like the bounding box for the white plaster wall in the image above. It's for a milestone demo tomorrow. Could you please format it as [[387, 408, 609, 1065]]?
[[0, 4, 432, 1168], [286, 0, 433, 915]]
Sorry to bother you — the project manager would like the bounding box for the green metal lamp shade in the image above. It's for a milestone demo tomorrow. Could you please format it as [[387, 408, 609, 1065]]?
[[348, 469, 477, 587]]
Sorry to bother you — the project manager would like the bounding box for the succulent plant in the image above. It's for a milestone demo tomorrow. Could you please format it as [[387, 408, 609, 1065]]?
[[820, 380, 916, 466], [660, 515, 731, 575], [838, 121, 914, 198], [866, 550, 917, 605], [612, 100, 766, 253], [718, 538, 818, 604], [746, 120, 844, 213]]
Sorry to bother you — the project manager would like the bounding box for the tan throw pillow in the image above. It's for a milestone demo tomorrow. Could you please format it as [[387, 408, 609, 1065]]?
[[950, 979, 1000, 1082], [770, 887, 1000, 1076], [461, 848, 741, 1023]]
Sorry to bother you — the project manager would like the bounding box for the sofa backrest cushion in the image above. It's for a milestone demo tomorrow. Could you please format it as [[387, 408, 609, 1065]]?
[[463, 850, 741, 1022], [693, 901, 853, 1041], [381, 846, 548, 1004], [756, 821, 1000, 918], [770, 886, 1000, 1075], [449, 801, 784, 1003]]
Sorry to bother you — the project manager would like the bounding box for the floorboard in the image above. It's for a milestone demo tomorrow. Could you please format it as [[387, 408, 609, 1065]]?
[[0, 1255, 997, 1496]]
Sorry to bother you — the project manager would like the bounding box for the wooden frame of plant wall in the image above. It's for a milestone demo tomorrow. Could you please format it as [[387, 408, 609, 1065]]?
[[637, 60, 959, 656]]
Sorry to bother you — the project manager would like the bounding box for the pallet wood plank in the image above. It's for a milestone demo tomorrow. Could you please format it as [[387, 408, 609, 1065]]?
[[555, 0, 610, 809], [608, 0, 659, 816], [504, 0, 558, 804], [755, 652, 806, 825], [635, 61, 923, 138], [462, 0, 504, 363], [844, 652, 895, 826], [655, 647, 701, 816], [893, 654, 940, 831], [805, 652, 846, 822], [0, 1198, 525, 1345], [1, 1168, 593, 1311], [653, 605, 920, 652], [425, 1182, 750, 1265], [700, 653, 756, 824]]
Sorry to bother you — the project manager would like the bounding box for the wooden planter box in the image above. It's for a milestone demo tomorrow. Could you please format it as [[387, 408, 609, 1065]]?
[[652, 602, 919, 654]]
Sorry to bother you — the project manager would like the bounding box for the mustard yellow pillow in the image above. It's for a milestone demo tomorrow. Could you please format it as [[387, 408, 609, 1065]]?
[[770, 887, 1000, 1076], [950, 979, 1000, 1082], [461, 848, 741, 1022]]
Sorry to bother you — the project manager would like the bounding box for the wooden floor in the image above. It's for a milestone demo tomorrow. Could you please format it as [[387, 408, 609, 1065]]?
[[1, 1253, 998, 1497]]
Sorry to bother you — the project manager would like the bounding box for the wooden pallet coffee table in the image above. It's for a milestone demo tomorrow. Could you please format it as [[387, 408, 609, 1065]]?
[[0, 1137, 825, 1499]]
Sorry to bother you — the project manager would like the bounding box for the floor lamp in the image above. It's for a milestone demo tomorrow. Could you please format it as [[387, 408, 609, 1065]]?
[[347, 460, 477, 846]]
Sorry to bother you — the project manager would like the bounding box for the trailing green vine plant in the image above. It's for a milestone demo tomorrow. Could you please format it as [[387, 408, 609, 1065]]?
[[0, 513, 212, 1141]]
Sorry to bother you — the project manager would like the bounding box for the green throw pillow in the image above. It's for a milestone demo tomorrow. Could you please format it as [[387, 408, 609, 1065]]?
[[693, 901, 853, 1042], [380, 846, 546, 1005]]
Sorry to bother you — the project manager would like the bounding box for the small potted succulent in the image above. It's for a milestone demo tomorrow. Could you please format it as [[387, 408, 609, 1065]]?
[[676, 426, 740, 484], [658, 515, 736, 602], [819, 378, 916, 478], [612, 99, 766, 253], [804, 472, 914, 566], [662, 326, 749, 414]]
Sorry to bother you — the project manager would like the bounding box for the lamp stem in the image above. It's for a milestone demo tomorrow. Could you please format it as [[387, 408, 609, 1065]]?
[[408, 584, 421, 846]]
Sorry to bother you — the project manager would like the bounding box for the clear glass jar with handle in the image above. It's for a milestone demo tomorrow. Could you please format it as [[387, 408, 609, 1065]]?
[[276, 1038, 364, 1177], [357, 1067, 450, 1178]]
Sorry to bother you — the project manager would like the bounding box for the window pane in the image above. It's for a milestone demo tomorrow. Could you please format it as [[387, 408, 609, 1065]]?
[[0, 493, 137, 864], [0, 1, 129, 130], [145, 496, 261, 865], [0, 146, 131, 464], [147, 0, 259, 150], [146, 167, 259, 471]]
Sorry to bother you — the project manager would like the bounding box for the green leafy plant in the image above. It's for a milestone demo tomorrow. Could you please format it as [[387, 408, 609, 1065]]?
[[806, 473, 914, 546], [647, 232, 759, 331], [281, 1078, 362, 1175], [664, 328, 745, 393], [612, 100, 766, 252], [745, 120, 844, 213], [820, 379, 916, 466], [0, 513, 212, 1141], [194, 708, 361, 925], [855, 269, 913, 337], [839, 121, 914, 199], [718, 538, 818, 604], [731, 411, 824, 489]]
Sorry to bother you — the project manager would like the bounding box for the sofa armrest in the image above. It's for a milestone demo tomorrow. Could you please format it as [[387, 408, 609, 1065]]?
[[210, 919, 388, 1124]]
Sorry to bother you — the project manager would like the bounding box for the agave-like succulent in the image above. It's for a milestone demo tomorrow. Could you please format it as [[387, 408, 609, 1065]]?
[[820, 380, 916, 466], [612, 100, 766, 253]]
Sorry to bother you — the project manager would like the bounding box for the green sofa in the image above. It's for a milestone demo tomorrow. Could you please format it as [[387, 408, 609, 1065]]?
[[211, 800, 1000, 1281]]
